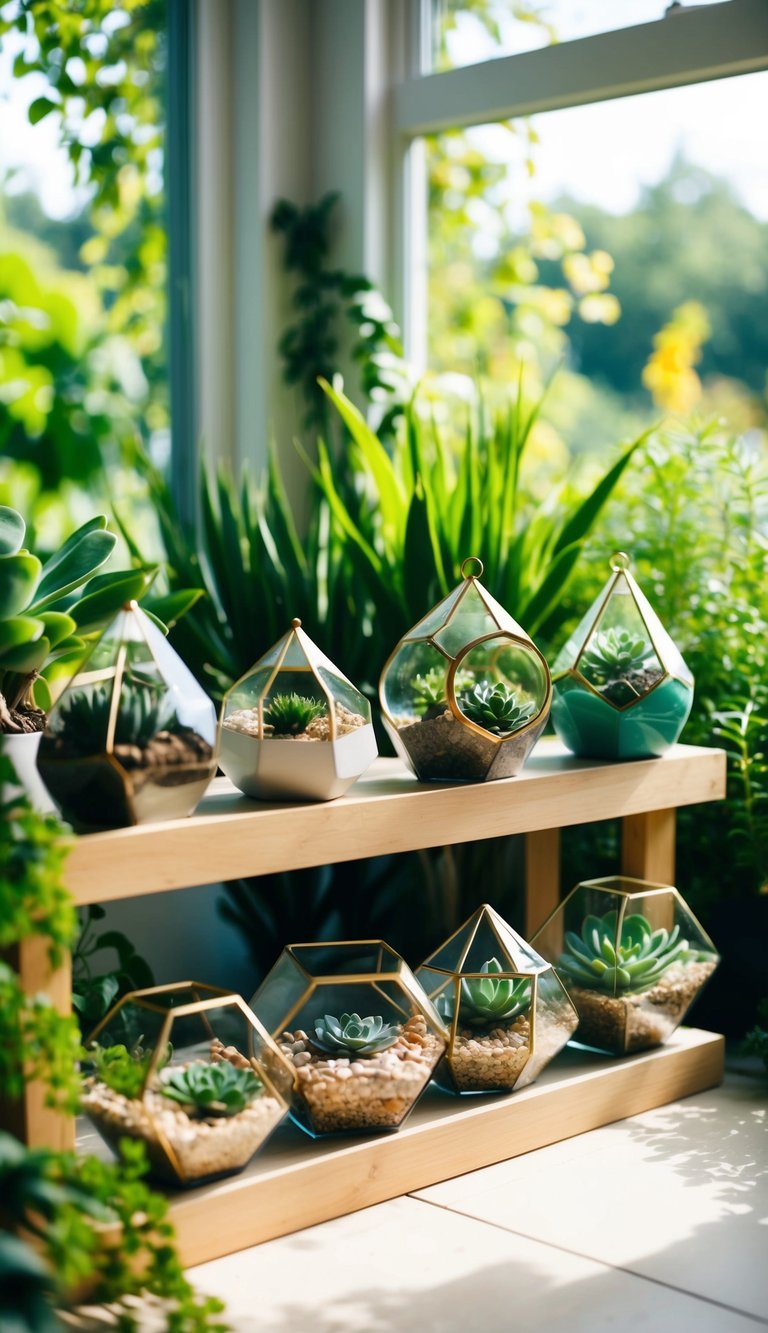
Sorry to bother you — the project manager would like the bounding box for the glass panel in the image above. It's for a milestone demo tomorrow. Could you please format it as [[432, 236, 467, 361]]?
[[433, 581, 502, 655], [381, 639, 451, 726], [577, 573, 664, 703], [316, 667, 372, 725]]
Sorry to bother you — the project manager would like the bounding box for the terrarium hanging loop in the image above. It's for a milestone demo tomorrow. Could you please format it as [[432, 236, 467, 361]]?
[[609, 551, 631, 572], [460, 555, 484, 580]]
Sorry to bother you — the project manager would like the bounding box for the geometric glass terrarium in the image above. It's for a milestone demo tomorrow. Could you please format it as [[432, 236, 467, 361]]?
[[532, 877, 719, 1056], [81, 983, 294, 1188], [550, 552, 693, 760], [380, 557, 551, 782], [37, 601, 217, 829], [416, 904, 578, 1094], [219, 618, 378, 801], [250, 941, 448, 1137]]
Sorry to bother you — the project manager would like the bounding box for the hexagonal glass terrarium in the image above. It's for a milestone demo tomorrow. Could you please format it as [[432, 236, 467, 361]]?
[[37, 601, 217, 829], [81, 983, 294, 1187], [379, 557, 551, 782], [416, 904, 578, 1094], [219, 618, 378, 801], [550, 552, 693, 760], [250, 942, 448, 1137], [532, 877, 719, 1055]]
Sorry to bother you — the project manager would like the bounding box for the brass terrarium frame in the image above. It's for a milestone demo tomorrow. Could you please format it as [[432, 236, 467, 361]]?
[[534, 875, 717, 949], [553, 552, 693, 712], [379, 556, 552, 746]]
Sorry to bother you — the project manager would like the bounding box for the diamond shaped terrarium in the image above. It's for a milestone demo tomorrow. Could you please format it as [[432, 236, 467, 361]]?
[[219, 619, 377, 801], [250, 942, 448, 1137], [81, 983, 294, 1187], [550, 552, 693, 760], [416, 904, 578, 1094], [380, 557, 551, 782], [532, 877, 719, 1055], [37, 601, 217, 829]]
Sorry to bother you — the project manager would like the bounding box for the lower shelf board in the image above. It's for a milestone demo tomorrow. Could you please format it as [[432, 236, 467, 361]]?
[[77, 1027, 723, 1268]]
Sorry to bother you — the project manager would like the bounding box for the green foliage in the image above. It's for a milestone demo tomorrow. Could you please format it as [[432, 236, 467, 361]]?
[[458, 681, 536, 734], [412, 666, 474, 716], [85, 1040, 156, 1101], [581, 627, 651, 685], [558, 911, 700, 995], [72, 903, 154, 1032], [311, 1012, 401, 1057], [55, 678, 177, 752], [437, 959, 532, 1028], [742, 998, 768, 1076], [160, 1062, 263, 1117], [263, 692, 326, 737]]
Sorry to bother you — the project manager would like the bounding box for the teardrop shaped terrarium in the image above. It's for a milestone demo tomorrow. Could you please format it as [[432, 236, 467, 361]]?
[[379, 557, 551, 782], [416, 904, 578, 1095], [37, 601, 217, 829], [219, 619, 377, 801], [550, 552, 693, 760]]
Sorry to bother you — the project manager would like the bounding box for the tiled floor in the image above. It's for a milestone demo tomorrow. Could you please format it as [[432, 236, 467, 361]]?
[[190, 1073, 767, 1331]]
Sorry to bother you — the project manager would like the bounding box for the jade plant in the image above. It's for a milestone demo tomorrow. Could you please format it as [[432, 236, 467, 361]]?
[[437, 958, 532, 1028], [311, 1012, 401, 1056], [54, 678, 178, 753], [264, 692, 326, 735], [459, 682, 536, 735], [160, 1062, 263, 1117], [558, 911, 698, 994]]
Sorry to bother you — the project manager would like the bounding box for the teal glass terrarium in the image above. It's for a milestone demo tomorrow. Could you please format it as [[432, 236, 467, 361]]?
[[416, 904, 578, 1094], [532, 877, 719, 1055], [379, 557, 551, 782], [250, 941, 448, 1137], [550, 553, 693, 760]]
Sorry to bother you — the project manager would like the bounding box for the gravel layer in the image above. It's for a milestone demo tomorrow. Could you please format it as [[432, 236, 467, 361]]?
[[224, 704, 364, 741], [446, 1016, 530, 1092], [569, 959, 718, 1054], [397, 710, 531, 782]]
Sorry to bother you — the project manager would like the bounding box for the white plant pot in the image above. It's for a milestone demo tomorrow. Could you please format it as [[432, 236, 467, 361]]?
[[1, 730, 57, 814], [220, 723, 378, 802]]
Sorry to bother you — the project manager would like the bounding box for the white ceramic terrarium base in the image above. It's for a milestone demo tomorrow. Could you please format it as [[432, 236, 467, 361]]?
[[219, 723, 378, 802], [1, 730, 57, 813]]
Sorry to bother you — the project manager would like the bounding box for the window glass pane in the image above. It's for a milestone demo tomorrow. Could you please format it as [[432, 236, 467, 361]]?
[[431, 0, 724, 69], [424, 71, 768, 454]]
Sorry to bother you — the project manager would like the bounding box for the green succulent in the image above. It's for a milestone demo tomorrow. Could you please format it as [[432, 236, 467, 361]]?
[[580, 627, 653, 686], [86, 1038, 166, 1100], [159, 1061, 263, 1117], [558, 910, 700, 995], [263, 692, 326, 735], [436, 958, 532, 1028], [311, 1012, 401, 1056], [55, 678, 177, 753], [412, 666, 473, 718], [459, 681, 536, 735]]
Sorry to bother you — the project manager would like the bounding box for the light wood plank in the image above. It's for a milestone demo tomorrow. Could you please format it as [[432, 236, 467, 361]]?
[[524, 828, 561, 936], [0, 938, 75, 1151], [65, 741, 726, 905], [77, 1028, 722, 1268], [622, 808, 677, 883]]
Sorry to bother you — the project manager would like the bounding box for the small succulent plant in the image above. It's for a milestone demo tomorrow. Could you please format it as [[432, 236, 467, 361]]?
[[159, 1061, 263, 1117], [580, 627, 653, 686], [436, 958, 532, 1028], [56, 678, 177, 753], [311, 1012, 401, 1056], [263, 692, 326, 735], [459, 681, 536, 735], [412, 666, 472, 718], [558, 910, 699, 994], [86, 1037, 168, 1100]]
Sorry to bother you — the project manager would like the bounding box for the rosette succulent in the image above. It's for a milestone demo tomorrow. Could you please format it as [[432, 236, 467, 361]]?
[[311, 1012, 401, 1056], [55, 679, 178, 753], [263, 692, 326, 735], [580, 628, 652, 686], [459, 682, 536, 735], [436, 958, 531, 1028], [558, 910, 699, 994], [412, 666, 472, 718], [160, 1061, 263, 1117]]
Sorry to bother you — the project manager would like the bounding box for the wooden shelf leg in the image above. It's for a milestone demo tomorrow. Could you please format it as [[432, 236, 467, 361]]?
[[524, 828, 561, 936], [621, 808, 677, 884], [0, 936, 76, 1151]]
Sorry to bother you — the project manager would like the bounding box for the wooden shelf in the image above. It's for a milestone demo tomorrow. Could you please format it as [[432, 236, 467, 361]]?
[[66, 739, 726, 905], [76, 1027, 724, 1267]]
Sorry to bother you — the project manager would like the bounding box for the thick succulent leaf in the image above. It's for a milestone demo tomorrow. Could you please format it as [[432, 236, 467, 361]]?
[[30, 520, 116, 609], [620, 915, 652, 950], [142, 589, 204, 630], [0, 614, 45, 659], [69, 569, 155, 635], [0, 552, 41, 618], [0, 506, 25, 556], [0, 634, 50, 673], [39, 610, 77, 651]]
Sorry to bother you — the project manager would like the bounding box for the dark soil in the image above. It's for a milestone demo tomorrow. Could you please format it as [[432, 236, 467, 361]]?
[[398, 709, 532, 782], [0, 701, 46, 734], [598, 666, 665, 707]]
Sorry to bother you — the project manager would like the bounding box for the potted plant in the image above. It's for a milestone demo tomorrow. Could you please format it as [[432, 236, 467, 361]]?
[[0, 505, 152, 807], [81, 983, 293, 1187], [37, 600, 217, 829], [250, 941, 447, 1136], [219, 618, 377, 801], [380, 557, 551, 782], [550, 552, 694, 759], [532, 876, 719, 1055], [416, 904, 578, 1094]]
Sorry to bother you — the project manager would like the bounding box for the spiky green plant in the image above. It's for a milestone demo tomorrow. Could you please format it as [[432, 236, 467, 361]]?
[[436, 958, 531, 1028], [311, 1012, 401, 1056], [85, 1039, 159, 1100], [580, 627, 653, 686], [558, 910, 700, 994], [412, 666, 473, 718], [459, 681, 536, 735], [55, 679, 177, 753], [159, 1062, 263, 1117], [263, 692, 326, 736]]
